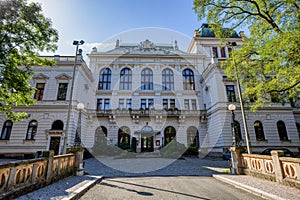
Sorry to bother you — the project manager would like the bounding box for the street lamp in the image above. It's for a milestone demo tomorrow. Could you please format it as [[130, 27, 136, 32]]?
[[74, 103, 84, 146], [228, 104, 237, 146], [227, 42, 252, 154], [62, 40, 84, 154], [228, 103, 238, 174]]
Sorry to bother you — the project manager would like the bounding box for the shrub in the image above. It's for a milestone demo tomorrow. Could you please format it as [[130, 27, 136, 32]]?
[[160, 140, 186, 158], [183, 144, 199, 156]]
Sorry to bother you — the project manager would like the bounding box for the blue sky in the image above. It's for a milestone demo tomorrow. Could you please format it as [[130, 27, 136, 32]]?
[[29, 0, 205, 56]]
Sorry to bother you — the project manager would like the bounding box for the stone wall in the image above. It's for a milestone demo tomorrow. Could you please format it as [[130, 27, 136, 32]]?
[[0, 150, 82, 199]]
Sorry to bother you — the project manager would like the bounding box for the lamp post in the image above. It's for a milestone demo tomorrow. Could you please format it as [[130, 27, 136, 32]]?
[[228, 103, 238, 174], [228, 104, 237, 146], [62, 40, 84, 154], [227, 42, 252, 154], [74, 103, 84, 146]]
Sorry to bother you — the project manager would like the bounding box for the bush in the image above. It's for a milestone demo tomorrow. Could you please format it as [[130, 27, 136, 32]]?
[[160, 140, 186, 158], [92, 141, 122, 156], [183, 144, 199, 156], [118, 142, 130, 150]]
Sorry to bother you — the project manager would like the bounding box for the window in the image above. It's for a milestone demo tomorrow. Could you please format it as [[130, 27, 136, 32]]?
[[270, 92, 279, 103], [119, 99, 125, 109], [277, 121, 288, 141], [163, 99, 175, 109], [187, 126, 199, 147], [118, 126, 130, 148], [57, 83, 68, 100], [220, 47, 226, 58], [212, 47, 218, 58], [120, 68, 132, 90], [96, 99, 103, 110], [162, 69, 174, 90], [1, 120, 13, 140], [164, 126, 176, 145], [126, 99, 132, 109], [95, 126, 107, 144], [191, 99, 197, 110], [98, 68, 111, 90], [141, 68, 153, 90], [184, 99, 189, 110], [296, 123, 300, 139], [254, 121, 265, 141], [26, 120, 38, 140], [34, 83, 45, 100], [104, 99, 110, 110], [51, 120, 64, 130], [182, 69, 195, 90], [148, 99, 154, 110], [226, 85, 236, 102], [141, 99, 147, 110]]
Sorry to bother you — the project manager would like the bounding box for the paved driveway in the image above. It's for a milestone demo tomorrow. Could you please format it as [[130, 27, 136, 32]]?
[[81, 157, 264, 200]]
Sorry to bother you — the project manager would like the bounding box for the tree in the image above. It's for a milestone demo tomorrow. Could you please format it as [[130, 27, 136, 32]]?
[[194, 0, 300, 110], [0, 0, 58, 121]]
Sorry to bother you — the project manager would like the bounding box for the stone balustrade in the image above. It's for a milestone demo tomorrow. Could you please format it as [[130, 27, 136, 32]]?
[[0, 150, 82, 199], [241, 151, 300, 189]]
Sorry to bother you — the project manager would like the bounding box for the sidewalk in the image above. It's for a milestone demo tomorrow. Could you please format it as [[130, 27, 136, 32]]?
[[213, 174, 300, 200]]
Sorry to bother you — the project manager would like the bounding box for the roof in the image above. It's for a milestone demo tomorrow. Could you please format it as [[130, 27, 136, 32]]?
[[196, 23, 241, 38]]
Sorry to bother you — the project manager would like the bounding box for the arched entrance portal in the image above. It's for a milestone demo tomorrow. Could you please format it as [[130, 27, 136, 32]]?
[[135, 123, 159, 152]]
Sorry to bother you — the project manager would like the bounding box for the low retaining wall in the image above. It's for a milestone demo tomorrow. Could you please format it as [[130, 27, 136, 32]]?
[[241, 151, 300, 189], [0, 150, 82, 199]]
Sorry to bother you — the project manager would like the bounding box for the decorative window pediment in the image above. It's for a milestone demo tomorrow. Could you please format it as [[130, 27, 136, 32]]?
[[55, 73, 72, 81], [33, 73, 49, 80]]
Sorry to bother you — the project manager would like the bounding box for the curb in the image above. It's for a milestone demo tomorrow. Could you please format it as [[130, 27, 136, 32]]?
[[212, 175, 286, 200], [62, 175, 103, 200]]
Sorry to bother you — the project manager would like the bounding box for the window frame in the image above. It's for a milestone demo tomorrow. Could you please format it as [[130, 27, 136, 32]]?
[[162, 68, 174, 91], [120, 68, 132, 90], [57, 83, 68, 100], [1, 120, 13, 140], [182, 69, 195, 90], [25, 120, 38, 140], [98, 68, 112, 90], [141, 68, 153, 90]]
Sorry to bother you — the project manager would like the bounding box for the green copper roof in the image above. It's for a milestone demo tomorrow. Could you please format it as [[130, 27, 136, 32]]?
[[197, 24, 241, 38]]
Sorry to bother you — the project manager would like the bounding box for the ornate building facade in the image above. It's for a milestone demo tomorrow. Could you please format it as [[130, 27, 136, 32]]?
[[1, 25, 300, 157]]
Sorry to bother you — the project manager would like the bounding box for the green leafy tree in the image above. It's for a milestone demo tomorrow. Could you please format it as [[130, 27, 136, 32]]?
[[0, 0, 58, 120], [194, 0, 300, 110]]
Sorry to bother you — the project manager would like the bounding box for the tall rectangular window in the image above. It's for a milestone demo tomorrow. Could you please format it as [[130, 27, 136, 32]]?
[[191, 99, 197, 110], [163, 99, 168, 109], [221, 47, 226, 58], [227, 47, 232, 57], [212, 47, 218, 58], [34, 83, 45, 101], [126, 99, 132, 109], [57, 83, 68, 100], [148, 99, 154, 110], [141, 99, 147, 110], [226, 85, 236, 102], [170, 99, 175, 109], [119, 99, 124, 109], [96, 99, 102, 110], [104, 99, 110, 110], [184, 99, 189, 110]]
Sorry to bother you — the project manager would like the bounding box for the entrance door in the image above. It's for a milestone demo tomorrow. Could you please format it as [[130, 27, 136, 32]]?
[[141, 136, 154, 152], [49, 136, 61, 155]]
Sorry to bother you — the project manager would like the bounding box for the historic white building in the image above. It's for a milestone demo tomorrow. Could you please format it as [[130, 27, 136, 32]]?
[[1, 24, 300, 157]]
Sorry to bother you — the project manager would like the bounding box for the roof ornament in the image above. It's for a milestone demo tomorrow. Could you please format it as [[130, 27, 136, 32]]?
[[174, 40, 178, 50], [115, 39, 120, 48]]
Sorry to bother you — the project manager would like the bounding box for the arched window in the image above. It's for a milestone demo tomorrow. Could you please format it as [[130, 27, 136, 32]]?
[[164, 126, 176, 145], [182, 69, 195, 90], [254, 121, 265, 141], [120, 68, 132, 90], [51, 120, 64, 130], [26, 120, 38, 140], [233, 120, 242, 143], [277, 120, 288, 140], [98, 68, 111, 90], [95, 126, 107, 144], [141, 68, 153, 90], [1, 120, 13, 140], [162, 69, 174, 90], [118, 126, 130, 149], [187, 126, 199, 147], [296, 123, 300, 139]]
